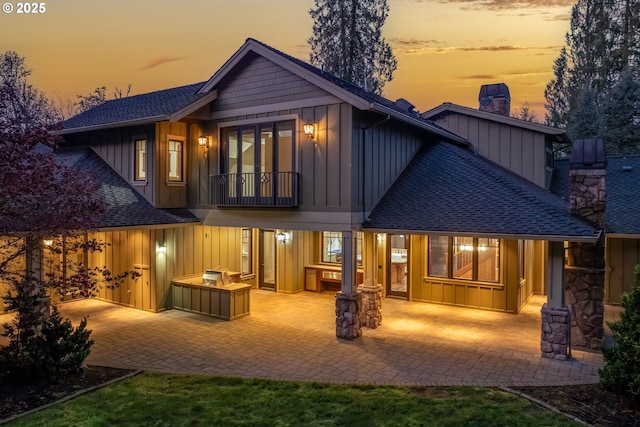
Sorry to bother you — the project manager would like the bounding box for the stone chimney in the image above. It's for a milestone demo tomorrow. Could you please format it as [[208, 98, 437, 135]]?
[[566, 138, 606, 350], [478, 83, 510, 116]]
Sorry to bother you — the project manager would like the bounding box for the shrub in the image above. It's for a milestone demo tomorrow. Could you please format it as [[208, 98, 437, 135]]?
[[599, 265, 640, 406], [26, 306, 94, 381]]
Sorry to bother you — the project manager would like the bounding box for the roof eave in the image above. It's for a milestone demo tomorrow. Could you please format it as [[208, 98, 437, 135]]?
[[168, 89, 218, 122], [59, 115, 168, 135], [362, 227, 600, 243], [370, 102, 470, 146]]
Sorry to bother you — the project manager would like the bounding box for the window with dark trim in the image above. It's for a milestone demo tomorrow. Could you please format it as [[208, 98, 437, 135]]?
[[241, 228, 252, 275], [168, 137, 184, 182], [321, 232, 362, 266], [428, 236, 500, 283], [134, 138, 146, 181]]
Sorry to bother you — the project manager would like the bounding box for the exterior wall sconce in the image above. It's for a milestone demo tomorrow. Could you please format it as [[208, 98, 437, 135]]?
[[157, 243, 167, 254], [303, 122, 315, 139], [42, 239, 53, 247], [198, 135, 209, 148], [276, 231, 288, 243]]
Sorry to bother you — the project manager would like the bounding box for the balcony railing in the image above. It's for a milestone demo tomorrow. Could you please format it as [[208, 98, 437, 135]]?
[[210, 172, 300, 207]]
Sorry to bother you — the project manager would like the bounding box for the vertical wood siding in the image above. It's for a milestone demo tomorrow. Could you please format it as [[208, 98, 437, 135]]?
[[63, 125, 156, 204], [606, 237, 640, 304], [276, 230, 314, 293], [431, 113, 548, 188], [155, 122, 188, 208], [211, 55, 330, 112], [353, 111, 424, 212], [90, 225, 248, 311]]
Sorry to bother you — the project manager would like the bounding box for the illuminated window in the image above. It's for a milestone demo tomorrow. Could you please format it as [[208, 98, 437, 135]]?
[[168, 138, 184, 182], [241, 228, 252, 275], [428, 236, 499, 283], [134, 139, 146, 181], [322, 231, 362, 265]]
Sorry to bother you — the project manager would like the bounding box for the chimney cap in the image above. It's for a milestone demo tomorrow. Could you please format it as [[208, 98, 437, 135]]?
[[479, 83, 511, 106], [570, 139, 607, 169]]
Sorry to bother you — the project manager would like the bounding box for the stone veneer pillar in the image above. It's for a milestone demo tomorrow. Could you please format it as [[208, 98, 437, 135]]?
[[566, 140, 606, 350], [541, 304, 571, 360], [335, 292, 362, 339], [358, 284, 382, 329]]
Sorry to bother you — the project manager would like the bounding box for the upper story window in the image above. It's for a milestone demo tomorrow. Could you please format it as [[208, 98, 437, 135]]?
[[428, 236, 500, 283], [322, 231, 363, 266], [212, 120, 298, 206], [221, 120, 294, 178], [168, 136, 184, 182], [134, 138, 146, 181]]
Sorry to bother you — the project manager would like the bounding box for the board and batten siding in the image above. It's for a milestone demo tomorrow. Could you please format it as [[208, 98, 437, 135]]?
[[155, 122, 188, 208], [90, 225, 249, 311], [276, 230, 315, 293], [63, 125, 156, 204], [431, 113, 547, 188], [210, 54, 330, 113], [353, 111, 424, 213], [403, 235, 520, 312], [606, 237, 640, 304]]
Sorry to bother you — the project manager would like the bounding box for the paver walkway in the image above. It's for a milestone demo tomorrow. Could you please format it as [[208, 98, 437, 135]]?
[[1, 292, 603, 386]]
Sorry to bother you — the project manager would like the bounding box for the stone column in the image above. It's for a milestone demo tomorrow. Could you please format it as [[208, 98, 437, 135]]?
[[358, 284, 382, 329], [541, 241, 571, 360], [567, 157, 606, 350], [336, 231, 361, 339], [336, 292, 362, 339]]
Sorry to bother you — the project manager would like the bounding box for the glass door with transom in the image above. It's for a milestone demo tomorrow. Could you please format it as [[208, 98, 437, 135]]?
[[387, 234, 408, 297], [259, 230, 276, 291]]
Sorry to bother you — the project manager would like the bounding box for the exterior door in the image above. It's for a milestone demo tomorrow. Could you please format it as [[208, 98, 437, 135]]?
[[259, 230, 276, 291], [387, 234, 408, 297]]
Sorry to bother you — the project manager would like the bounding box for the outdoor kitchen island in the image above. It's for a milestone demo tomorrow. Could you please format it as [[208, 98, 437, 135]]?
[[171, 271, 251, 320]]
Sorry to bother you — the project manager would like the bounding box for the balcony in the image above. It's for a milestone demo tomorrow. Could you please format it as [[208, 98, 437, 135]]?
[[210, 172, 300, 207]]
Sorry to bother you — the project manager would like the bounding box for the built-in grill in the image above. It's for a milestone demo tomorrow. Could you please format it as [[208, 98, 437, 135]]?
[[202, 269, 222, 286]]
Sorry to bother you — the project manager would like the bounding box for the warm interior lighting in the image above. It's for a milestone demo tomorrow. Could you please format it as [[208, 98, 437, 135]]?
[[198, 135, 208, 147], [460, 244, 474, 251], [303, 122, 315, 139], [276, 231, 287, 243], [42, 239, 53, 247], [157, 244, 167, 254]]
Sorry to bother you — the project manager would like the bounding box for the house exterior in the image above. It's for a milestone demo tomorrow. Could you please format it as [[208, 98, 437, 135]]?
[[37, 38, 630, 358]]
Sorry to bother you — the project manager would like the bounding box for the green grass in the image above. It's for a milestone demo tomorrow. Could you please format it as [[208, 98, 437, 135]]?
[[10, 373, 579, 427]]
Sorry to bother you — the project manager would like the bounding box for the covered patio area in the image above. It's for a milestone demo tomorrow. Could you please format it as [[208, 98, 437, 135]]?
[[0, 291, 603, 386]]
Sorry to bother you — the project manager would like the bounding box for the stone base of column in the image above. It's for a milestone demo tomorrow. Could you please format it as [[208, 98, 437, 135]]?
[[335, 291, 362, 340], [357, 284, 382, 329], [541, 303, 571, 361]]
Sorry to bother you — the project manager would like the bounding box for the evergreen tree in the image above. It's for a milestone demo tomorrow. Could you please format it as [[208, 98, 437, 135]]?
[[308, 0, 397, 95], [601, 68, 640, 154], [545, 47, 570, 128], [567, 85, 602, 140]]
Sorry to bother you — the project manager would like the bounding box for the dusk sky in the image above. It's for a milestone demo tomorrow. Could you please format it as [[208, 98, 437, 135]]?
[[0, 0, 576, 117]]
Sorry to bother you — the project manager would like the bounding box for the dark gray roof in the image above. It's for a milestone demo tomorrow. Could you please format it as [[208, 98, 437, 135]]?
[[54, 148, 199, 228], [365, 143, 598, 241], [551, 156, 640, 234], [62, 82, 206, 131]]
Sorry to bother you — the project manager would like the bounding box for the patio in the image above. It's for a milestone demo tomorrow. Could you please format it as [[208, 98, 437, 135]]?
[[0, 291, 604, 386]]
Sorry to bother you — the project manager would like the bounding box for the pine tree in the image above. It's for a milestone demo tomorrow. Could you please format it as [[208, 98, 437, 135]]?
[[601, 68, 640, 154], [308, 0, 397, 95], [545, 47, 570, 128], [567, 85, 602, 140]]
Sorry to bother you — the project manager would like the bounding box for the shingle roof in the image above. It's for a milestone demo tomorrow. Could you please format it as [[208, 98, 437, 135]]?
[[62, 82, 206, 131], [551, 156, 640, 234], [54, 148, 199, 228], [365, 142, 598, 241]]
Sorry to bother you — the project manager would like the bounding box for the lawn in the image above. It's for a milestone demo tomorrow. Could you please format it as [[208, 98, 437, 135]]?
[[9, 373, 579, 427]]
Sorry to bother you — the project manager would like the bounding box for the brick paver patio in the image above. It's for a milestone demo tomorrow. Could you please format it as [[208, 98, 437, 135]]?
[[0, 292, 604, 386]]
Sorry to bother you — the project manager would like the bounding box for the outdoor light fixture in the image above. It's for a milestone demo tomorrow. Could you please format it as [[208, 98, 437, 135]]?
[[276, 231, 288, 243], [303, 122, 315, 139], [198, 135, 209, 148], [157, 244, 167, 254], [42, 239, 53, 247]]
